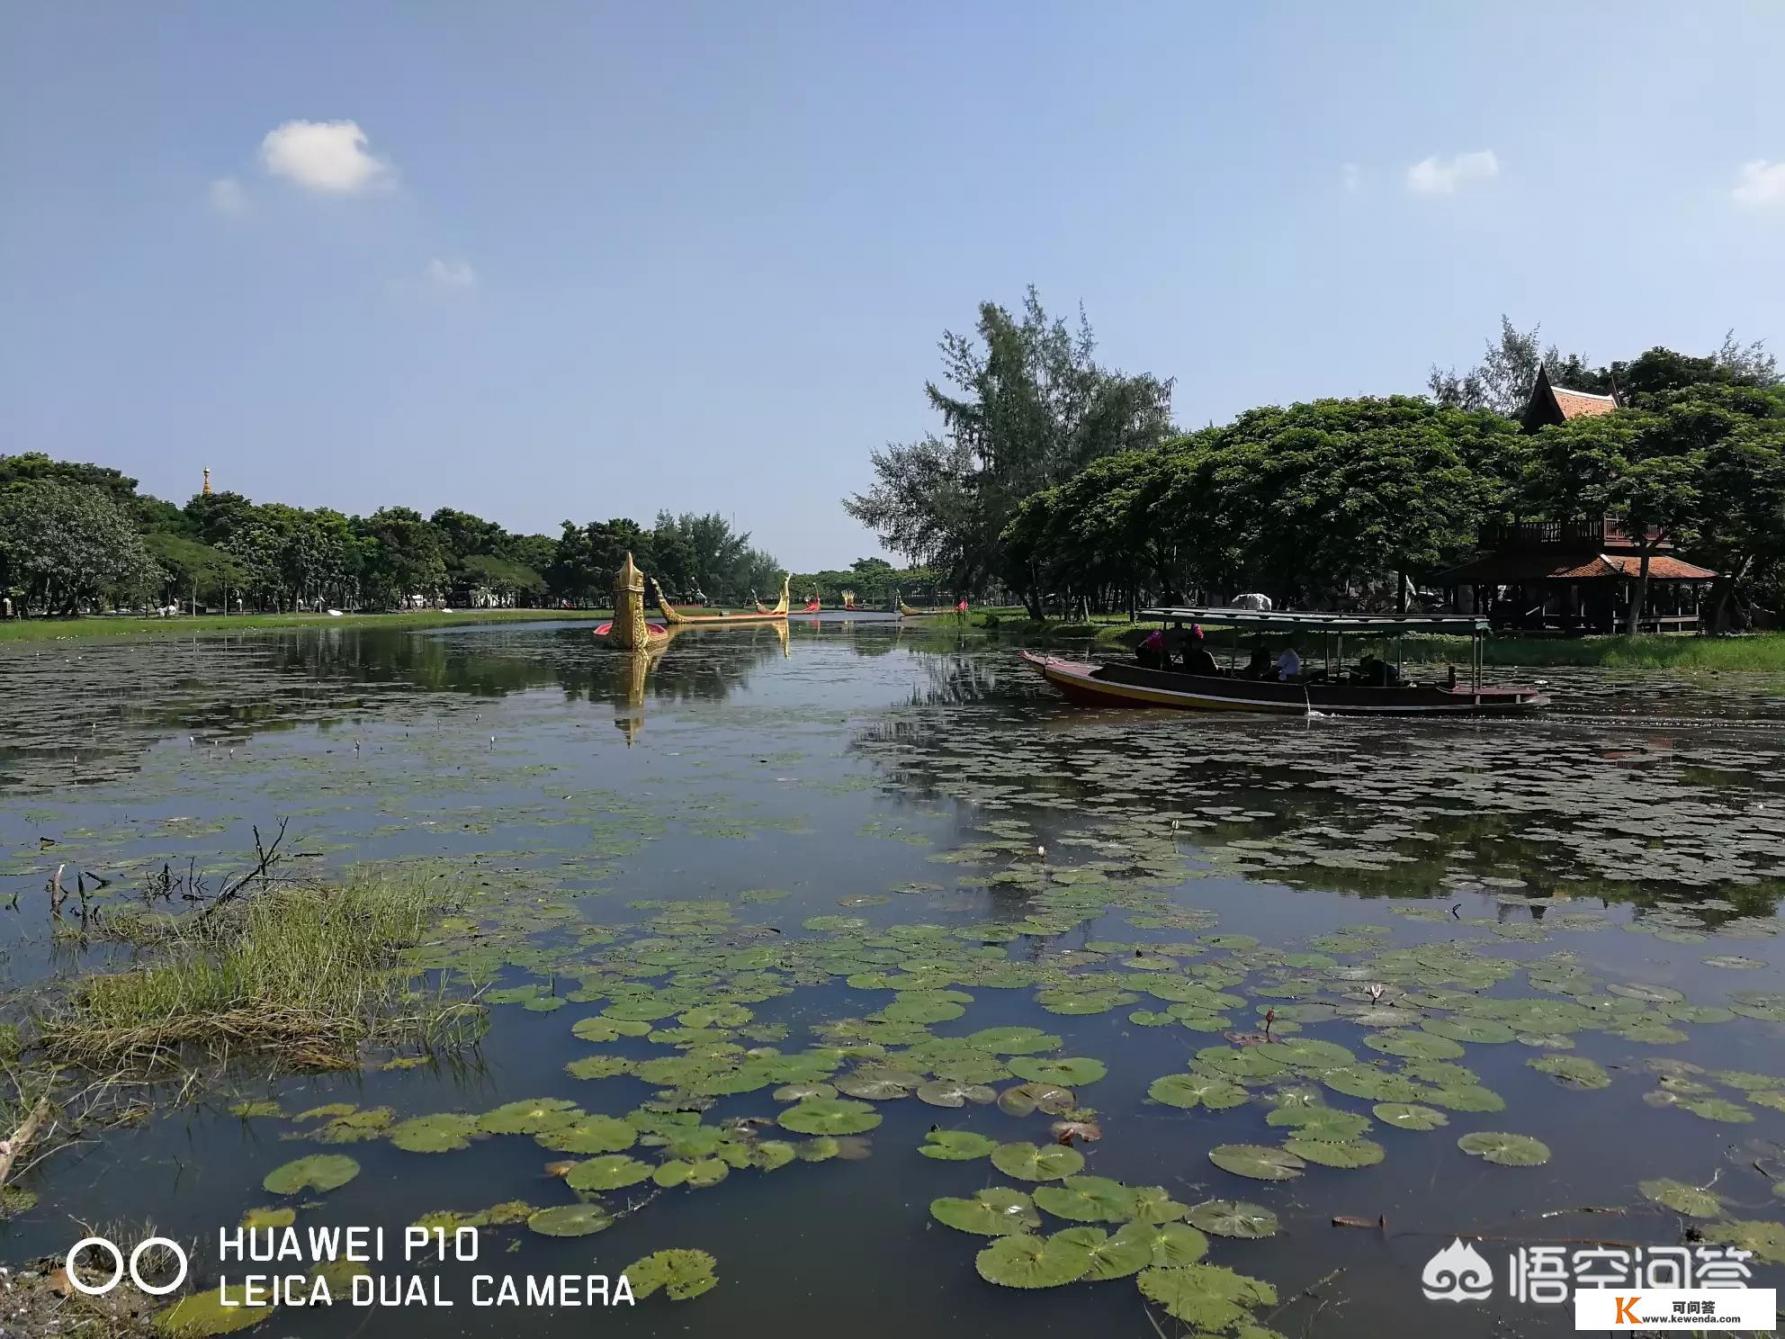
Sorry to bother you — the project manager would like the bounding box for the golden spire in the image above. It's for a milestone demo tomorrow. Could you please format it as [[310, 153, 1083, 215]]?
[[202, 467, 212, 497], [608, 553, 651, 649]]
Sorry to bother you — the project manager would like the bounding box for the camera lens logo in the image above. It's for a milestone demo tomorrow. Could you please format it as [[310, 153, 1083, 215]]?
[[65, 1237, 189, 1297], [1422, 1238, 1494, 1302]]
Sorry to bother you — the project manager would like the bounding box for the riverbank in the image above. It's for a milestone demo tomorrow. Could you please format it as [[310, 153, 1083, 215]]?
[[966, 609, 1785, 671], [0, 607, 615, 645]]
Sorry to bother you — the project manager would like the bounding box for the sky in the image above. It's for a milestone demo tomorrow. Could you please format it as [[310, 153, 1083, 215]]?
[[3, 2, 1783, 572]]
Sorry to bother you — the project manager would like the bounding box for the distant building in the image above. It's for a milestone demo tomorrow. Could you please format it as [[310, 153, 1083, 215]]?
[[1519, 364, 1620, 431], [1435, 368, 1717, 632]]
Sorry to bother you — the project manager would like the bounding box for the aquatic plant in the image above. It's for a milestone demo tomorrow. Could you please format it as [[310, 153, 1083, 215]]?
[[42, 872, 478, 1070], [1455, 1132, 1551, 1166], [624, 1249, 719, 1300], [527, 1204, 613, 1237], [262, 1154, 359, 1195]]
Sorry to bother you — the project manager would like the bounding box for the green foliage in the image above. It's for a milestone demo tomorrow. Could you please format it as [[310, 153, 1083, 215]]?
[[846, 288, 1173, 604], [0, 478, 162, 613], [262, 1154, 360, 1194]]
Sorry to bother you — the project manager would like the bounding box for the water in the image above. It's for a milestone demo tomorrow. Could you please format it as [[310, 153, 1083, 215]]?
[[2, 618, 1782, 1336]]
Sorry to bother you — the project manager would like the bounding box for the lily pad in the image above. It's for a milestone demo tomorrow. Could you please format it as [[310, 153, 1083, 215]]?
[[1372, 1103, 1448, 1131], [263, 1154, 359, 1195], [565, 1155, 654, 1190], [1528, 1056, 1611, 1090], [968, 1026, 1063, 1055], [1184, 1199, 1279, 1238], [1209, 1144, 1305, 1181], [990, 1142, 1085, 1181], [930, 1187, 1042, 1236], [1136, 1262, 1277, 1329], [1148, 1073, 1248, 1110], [918, 1129, 998, 1161], [996, 1082, 1077, 1117], [1283, 1136, 1384, 1168], [1008, 1057, 1107, 1086], [389, 1113, 480, 1154], [916, 1080, 996, 1108], [1033, 1175, 1138, 1223], [1637, 1178, 1723, 1217], [1456, 1132, 1551, 1167], [623, 1248, 719, 1300], [777, 1098, 882, 1135], [527, 1204, 613, 1237], [1701, 1219, 1785, 1265], [534, 1115, 638, 1154], [477, 1099, 581, 1136], [1055, 1225, 1152, 1280], [1115, 1219, 1211, 1266], [974, 1231, 1093, 1288], [155, 1288, 273, 1335]]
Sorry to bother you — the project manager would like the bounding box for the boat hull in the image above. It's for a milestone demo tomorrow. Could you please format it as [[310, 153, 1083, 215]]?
[[1020, 652, 1548, 716]]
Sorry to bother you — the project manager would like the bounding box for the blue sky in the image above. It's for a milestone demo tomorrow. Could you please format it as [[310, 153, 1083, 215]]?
[[3, 3, 1782, 570]]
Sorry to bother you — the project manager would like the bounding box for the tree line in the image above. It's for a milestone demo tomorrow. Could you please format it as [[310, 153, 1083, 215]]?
[[0, 456, 789, 616], [848, 292, 1784, 630]]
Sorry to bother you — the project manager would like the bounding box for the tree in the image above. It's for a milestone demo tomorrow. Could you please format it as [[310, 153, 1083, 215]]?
[[0, 479, 162, 614], [847, 288, 1174, 611], [184, 490, 258, 549], [353, 508, 447, 608], [145, 532, 244, 609], [1427, 316, 1593, 415], [0, 452, 141, 506]]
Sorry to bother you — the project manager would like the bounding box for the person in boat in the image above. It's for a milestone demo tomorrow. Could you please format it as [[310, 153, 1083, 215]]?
[[1161, 620, 1190, 667], [1357, 652, 1399, 687], [1241, 642, 1272, 679], [1137, 628, 1167, 668], [1183, 624, 1220, 676], [1274, 642, 1303, 681]]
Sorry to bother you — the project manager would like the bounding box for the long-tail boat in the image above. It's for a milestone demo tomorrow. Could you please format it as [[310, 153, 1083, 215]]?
[[1022, 606, 1548, 717], [652, 574, 791, 626], [896, 590, 958, 617]]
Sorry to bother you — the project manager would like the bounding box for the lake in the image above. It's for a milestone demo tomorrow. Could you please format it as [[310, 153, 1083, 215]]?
[[2, 616, 1783, 1336]]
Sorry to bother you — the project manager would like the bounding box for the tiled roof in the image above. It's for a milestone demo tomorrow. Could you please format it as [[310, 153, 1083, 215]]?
[[1553, 553, 1718, 581], [1550, 386, 1619, 421], [1435, 551, 1718, 584]]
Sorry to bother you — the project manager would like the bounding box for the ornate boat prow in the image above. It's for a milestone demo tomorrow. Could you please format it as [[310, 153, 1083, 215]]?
[[593, 552, 669, 648]]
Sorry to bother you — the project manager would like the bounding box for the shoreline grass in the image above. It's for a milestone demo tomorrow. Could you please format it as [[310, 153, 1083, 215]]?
[[0, 606, 614, 646], [40, 872, 482, 1071]]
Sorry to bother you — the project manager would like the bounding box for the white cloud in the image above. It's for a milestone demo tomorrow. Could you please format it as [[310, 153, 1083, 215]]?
[[260, 119, 391, 194], [1342, 162, 1362, 193], [1732, 159, 1785, 205], [1406, 149, 1499, 195], [208, 176, 248, 215], [426, 257, 477, 289]]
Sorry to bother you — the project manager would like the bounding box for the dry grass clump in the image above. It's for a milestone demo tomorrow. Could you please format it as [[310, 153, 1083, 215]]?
[[41, 873, 480, 1071]]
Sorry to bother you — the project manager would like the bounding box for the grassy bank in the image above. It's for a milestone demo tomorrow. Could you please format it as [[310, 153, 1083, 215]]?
[[41, 872, 480, 1070], [0, 606, 613, 645], [968, 609, 1785, 672]]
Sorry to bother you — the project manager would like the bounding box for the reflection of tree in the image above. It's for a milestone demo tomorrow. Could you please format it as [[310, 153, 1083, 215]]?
[[850, 697, 1785, 925], [0, 620, 804, 793]]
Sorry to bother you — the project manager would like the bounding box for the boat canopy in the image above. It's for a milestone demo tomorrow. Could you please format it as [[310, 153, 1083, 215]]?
[[1138, 606, 1490, 636]]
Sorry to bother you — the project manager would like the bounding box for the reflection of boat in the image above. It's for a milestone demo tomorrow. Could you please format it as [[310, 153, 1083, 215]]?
[[1022, 607, 1549, 716], [654, 575, 791, 625]]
